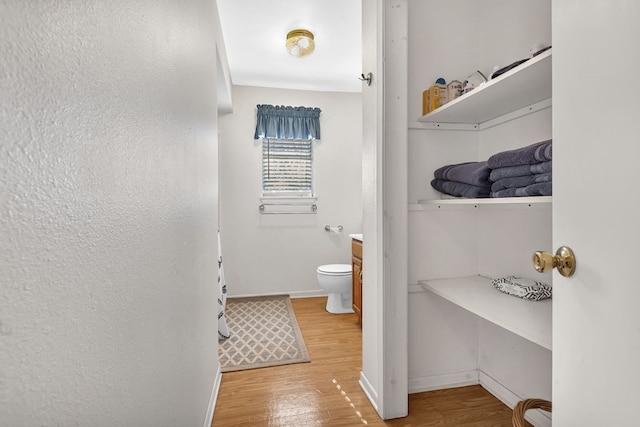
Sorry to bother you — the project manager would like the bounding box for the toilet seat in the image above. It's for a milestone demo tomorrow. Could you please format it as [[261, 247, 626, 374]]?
[[317, 264, 352, 276]]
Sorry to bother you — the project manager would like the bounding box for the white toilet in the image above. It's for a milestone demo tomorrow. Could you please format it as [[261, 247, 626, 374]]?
[[317, 264, 354, 314]]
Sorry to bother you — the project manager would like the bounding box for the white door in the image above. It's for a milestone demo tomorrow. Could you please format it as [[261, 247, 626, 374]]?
[[553, 2, 640, 425]]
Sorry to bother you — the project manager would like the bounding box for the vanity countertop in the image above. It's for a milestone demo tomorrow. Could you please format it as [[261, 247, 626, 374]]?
[[349, 233, 363, 242]]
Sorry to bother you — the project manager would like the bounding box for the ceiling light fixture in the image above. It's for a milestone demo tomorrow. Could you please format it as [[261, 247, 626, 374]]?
[[286, 29, 315, 58]]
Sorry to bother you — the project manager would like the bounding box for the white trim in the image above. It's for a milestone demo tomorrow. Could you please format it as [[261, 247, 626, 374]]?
[[204, 366, 222, 427], [407, 369, 552, 427], [358, 371, 379, 413], [408, 370, 479, 394], [228, 290, 327, 299], [479, 371, 552, 427], [289, 290, 328, 299], [379, 0, 409, 419]]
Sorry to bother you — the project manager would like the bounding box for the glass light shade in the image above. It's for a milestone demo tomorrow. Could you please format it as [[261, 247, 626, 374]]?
[[286, 29, 315, 58]]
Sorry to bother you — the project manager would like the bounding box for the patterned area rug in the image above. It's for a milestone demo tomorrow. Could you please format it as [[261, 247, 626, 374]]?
[[218, 295, 310, 372]]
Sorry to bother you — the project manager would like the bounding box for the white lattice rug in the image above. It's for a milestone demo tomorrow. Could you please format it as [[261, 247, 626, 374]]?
[[218, 295, 310, 372]]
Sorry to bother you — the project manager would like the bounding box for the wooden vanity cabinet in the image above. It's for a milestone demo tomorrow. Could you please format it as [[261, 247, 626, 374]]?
[[351, 238, 362, 326]]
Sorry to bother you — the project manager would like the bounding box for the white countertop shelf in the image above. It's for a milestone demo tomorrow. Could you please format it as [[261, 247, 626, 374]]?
[[418, 49, 552, 126], [419, 275, 552, 350]]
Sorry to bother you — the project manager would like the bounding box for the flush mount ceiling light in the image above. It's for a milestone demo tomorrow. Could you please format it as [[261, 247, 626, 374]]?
[[286, 29, 315, 58]]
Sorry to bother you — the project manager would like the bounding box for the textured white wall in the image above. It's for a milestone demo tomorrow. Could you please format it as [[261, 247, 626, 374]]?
[[218, 85, 362, 297], [0, 1, 221, 425]]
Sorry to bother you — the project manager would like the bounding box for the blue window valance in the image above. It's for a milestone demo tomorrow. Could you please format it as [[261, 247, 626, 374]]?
[[254, 104, 322, 140]]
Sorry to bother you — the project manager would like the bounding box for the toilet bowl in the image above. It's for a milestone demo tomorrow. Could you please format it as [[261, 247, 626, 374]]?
[[317, 264, 354, 314]]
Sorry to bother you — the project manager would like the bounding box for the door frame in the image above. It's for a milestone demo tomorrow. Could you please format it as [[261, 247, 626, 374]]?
[[360, 0, 408, 420]]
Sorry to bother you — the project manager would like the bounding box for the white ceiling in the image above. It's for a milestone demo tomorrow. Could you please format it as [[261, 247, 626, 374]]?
[[216, 0, 362, 93]]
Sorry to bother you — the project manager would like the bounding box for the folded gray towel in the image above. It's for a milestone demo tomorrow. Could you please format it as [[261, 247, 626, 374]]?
[[434, 161, 491, 188], [489, 161, 552, 181], [491, 172, 552, 192], [431, 179, 490, 198], [487, 140, 552, 169], [535, 143, 552, 163], [490, 182, 552, 198]]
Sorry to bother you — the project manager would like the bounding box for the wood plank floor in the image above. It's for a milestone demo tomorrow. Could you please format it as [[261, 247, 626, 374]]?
[[213, 297, 527, 427]]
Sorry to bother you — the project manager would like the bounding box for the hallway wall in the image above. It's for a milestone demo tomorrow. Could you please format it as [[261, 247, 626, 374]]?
[[0, 1, 222, 425], [219, 86, 362, 297]]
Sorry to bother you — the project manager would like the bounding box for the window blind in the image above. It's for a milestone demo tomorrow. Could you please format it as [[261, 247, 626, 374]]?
[[262, 138, 312, 195]]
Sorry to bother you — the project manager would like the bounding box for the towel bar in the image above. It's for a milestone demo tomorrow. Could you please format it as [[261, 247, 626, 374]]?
[[259, 203, 317, 214]]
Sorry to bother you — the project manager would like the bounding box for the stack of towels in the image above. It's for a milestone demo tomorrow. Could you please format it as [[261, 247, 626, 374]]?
[[430, 161, 491, 198], [487, 140, 552, 197], [430, 140, 552, 199]]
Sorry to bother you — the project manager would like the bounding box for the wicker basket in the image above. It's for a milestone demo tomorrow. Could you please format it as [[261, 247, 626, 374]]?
[[512, 398, 552, 427]]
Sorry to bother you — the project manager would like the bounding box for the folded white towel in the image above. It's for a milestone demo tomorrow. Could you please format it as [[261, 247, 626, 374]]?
[[491, 276, 552, 301]]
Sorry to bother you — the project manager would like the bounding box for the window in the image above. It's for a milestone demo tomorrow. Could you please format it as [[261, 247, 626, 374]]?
[[262, 138, 313, 196]]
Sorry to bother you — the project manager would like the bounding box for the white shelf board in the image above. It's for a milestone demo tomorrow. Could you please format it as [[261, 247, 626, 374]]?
[[419, 275, 552, 350], [417, 196, 552, 206], [418, 49, 552, 125]]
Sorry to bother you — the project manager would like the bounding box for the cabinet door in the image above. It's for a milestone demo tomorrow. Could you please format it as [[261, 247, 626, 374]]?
[[352, 257, 362, 324], [553, 2, 640, 424]]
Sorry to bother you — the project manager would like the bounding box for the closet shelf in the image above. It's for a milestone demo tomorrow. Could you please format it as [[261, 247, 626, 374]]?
[[419, 275, 552, 351], [418, 49, 552, 126], [415, 196, 551, 207]]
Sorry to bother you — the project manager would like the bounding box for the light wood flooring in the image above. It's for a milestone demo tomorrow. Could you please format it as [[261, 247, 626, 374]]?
[[213, 297, 528, 427]]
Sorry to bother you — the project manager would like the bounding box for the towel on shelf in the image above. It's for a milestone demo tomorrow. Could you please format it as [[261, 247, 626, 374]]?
[[431, 179, 491, 199], [491, 276, 552, 301], [491, 172, 552, 192], [491, 182, 552, 198], [487, 140, 552, 169], [434, 161, 491, 188], [489, 160, 552, 181]]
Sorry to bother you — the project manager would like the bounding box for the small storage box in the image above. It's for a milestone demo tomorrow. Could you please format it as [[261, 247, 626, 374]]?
[[422, 84, 447, 115]]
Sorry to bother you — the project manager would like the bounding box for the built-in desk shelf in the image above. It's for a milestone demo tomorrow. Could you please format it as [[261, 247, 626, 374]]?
[[419, 275, 552, 351], [417, 49, 552, 128]]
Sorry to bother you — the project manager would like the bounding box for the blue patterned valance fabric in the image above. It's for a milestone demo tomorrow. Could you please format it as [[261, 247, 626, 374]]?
[[254, 104, 321, 140]]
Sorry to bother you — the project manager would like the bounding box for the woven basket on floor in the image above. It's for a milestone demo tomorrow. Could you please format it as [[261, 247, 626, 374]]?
[[512, 398, 552, 427]]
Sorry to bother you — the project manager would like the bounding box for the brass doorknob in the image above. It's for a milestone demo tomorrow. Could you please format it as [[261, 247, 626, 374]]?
[[532, 246, 576, 277]]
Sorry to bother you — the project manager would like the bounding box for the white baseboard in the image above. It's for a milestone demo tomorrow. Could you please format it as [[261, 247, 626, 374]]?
[[479, 371, 552, 427], [288, 290, 327, 299], [227, 290, 327, 299], [358, 371, 379, 414], [408, 369, 478, 394], [408, 370, 551, 427], [204, 366, 222, 427]]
